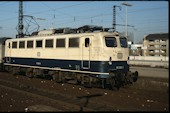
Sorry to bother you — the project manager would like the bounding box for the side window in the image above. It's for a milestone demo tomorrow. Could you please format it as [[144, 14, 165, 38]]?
[[27, 40, 33, 48], [56, 38, 65, 47], [36, 40, 42, 48], [69, 38, 79, 48], [45, 39, 53, 48], [85, 38, 90, 47], [8, 42, 11, 48], [12, 41, 17, 48], [19, 41, 25, 48]]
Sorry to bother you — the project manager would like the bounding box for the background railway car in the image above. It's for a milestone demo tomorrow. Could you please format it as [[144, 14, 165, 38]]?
[[0, 37, 11, 71], [4, 25, 138, 89]]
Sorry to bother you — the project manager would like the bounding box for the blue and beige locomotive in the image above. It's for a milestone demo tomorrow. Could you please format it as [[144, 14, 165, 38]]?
[[3, 25, 138, 89]]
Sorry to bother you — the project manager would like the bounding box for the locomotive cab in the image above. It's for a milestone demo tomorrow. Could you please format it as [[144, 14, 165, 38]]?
[[103, 34, 129, 71], [100, 32, 138, 88]]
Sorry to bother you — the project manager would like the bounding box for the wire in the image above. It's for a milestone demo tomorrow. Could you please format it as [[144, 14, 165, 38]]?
[[53, 1, 94, 10], [15, 2, 168, 29], [0, 2, 168, 35], [0, 1, 11, 6], [128, 6, 168, 13], [40, 1, 105, 18]]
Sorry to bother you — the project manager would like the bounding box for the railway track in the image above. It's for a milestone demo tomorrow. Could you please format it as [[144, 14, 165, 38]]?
[[0, 71, 168, 111], [0, 78, 116, 111]]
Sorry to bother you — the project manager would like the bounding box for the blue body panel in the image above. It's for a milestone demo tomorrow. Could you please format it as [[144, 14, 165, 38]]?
[[5, 57, 129, 77]]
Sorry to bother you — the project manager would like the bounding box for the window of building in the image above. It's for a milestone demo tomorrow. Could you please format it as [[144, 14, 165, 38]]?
[[36, 40, 42, 48], [19, 41, 25, 48], [56, 38, 65, 47], [155, 40, 159, 42], [27, 40, 33, 48], [12, 41, 17, 48], [69, 38, 79, 47], [45, 39, 53, 48], [149, 40, 154, 42]]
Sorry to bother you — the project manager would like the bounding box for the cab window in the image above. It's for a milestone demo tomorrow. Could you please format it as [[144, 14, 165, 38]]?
[[120, 37, 128, 48], [105, 37, 117, 47]]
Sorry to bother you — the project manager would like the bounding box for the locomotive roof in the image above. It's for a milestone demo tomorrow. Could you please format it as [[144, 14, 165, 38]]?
[[7, 31, 120, 41], [18, 25, 120, 38], [7, 25, 123, 41]]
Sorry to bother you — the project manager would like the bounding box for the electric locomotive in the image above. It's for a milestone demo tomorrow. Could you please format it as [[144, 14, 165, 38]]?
[[3, 25, 138, 89]]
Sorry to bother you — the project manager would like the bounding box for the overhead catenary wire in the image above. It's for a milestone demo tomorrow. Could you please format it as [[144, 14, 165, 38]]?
[[0, 2, 168, 39], [0, 2, 167, 23], [0, 1, 13, 7], [39, 6, 167, 27]]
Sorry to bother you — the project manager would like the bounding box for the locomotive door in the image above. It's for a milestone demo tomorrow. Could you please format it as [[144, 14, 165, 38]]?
[[81, 37, 91, 69], [6, 41, 11, 63]]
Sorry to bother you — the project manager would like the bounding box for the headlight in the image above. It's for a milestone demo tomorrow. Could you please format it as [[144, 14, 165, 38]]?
[[108, 57, 112, 65]]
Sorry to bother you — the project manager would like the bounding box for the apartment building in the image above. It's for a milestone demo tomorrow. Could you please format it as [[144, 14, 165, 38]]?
[[143, 33, 169, 56]]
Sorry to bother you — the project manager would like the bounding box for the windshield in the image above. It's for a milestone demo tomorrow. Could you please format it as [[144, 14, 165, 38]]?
[[105, 37, 117, 47], [120, 37, 128, 48]]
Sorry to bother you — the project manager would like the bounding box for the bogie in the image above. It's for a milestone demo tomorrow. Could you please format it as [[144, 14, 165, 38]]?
[[4, 64, 138, 90]]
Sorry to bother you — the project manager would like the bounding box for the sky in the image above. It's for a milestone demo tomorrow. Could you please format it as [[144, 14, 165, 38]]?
[[0, 1, 168, 43]]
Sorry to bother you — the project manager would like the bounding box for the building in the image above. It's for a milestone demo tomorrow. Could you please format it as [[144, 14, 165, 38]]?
[[131, 44, 143, 56], [143, 33, 169, 56], [128, 41, 143, 56]]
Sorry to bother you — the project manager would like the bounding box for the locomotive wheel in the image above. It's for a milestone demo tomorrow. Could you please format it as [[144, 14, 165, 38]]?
[[79, 74, 92, 88], [18, 67, 26, 76], [132, 71, 138, 82], [53, 71, 64, 83], [55, 75, 62, 83], [4, 66, 9, 72], [101, 78, 106, 89], [85, 78, 92, 88], [9, 66, 19, 75], [124, 74, 133, 86], [26, 71, 33, 78], [25, 68, 34, 78], [8, 67, 15, 75], [108, 77, 119, 91]]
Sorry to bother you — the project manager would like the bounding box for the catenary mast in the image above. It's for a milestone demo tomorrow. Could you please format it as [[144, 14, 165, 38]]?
[[16, 1, 24, 38]]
